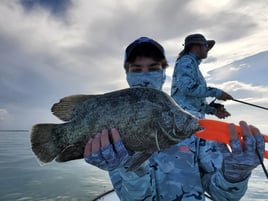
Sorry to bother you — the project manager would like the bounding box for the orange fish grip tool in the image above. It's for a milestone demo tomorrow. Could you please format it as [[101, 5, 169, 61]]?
[[195, 119, 268, 159]]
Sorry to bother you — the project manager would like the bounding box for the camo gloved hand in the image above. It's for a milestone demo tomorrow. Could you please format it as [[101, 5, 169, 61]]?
[[209, 99, 231, 119], [219, 121, 265, 182], [84, 128, 131, 171]]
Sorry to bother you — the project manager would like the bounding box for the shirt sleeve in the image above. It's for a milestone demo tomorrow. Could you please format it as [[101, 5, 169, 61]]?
[[173, 57, 222, 98], [203, 171, 249, 201], [108, 161, 155, 201]]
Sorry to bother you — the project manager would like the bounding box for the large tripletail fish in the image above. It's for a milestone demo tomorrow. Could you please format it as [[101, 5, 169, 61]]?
[[31, 87, 201, 170]]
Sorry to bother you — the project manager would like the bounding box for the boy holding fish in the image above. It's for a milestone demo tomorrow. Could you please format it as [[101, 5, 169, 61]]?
[[84, 37, 265, 201]]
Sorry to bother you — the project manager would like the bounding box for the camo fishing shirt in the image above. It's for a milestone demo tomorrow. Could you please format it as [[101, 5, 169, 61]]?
[[108, 52, 249, 200], [109, 135, 249, 201], [171, 52, 222, 119]]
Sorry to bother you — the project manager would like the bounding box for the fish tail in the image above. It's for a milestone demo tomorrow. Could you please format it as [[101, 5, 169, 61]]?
[[31, 123, 60, 163]]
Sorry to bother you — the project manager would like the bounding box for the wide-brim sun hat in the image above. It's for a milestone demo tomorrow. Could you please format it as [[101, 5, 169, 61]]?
[[124, 37, 166, 67], [184, 33, 215, 51]]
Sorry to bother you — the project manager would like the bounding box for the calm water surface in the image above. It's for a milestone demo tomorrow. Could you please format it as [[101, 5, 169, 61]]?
[[0, 131, 267, 201], [0, 131, 113, 201]]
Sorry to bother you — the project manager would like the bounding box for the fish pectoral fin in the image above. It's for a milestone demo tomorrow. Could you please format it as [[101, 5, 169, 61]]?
[[154, 130, 161, 151], [125, 152, 151, 171], [55, 145, 84, 162], [51, 94, 94, 121]]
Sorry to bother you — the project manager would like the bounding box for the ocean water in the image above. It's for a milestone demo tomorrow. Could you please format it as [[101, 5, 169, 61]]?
[[0, 131, 113, 201], [0, 131, 268, 201]]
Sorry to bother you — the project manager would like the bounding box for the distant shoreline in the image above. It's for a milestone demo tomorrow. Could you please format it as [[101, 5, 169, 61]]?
[[0, 130, 29, 132]]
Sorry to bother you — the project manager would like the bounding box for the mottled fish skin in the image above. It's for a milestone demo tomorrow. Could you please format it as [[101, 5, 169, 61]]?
[[31, 87, 200, 170]]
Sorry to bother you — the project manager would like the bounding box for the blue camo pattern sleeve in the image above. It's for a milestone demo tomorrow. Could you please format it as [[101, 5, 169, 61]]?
[[109, 161, 155, 201], [171, 54, 221, 98]]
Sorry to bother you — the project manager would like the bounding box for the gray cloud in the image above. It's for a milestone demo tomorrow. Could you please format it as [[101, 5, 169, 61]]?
[[0, 0, 268, 129], [19, 0, 72, 18]]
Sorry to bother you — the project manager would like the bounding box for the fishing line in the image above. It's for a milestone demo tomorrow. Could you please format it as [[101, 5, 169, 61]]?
[[256, 149, 268, 179], [232, 99, 268, 111]]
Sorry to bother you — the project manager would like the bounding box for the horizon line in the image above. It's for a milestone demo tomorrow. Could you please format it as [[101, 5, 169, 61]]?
[[0, 130, 29, 132]]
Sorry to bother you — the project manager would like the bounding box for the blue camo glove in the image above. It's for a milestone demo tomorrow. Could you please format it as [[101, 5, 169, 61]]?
[[84, 139, 131, 171], [219, 126, 265, 182]]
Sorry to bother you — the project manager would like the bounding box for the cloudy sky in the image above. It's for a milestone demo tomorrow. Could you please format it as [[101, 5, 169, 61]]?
[[1, 0, 268, 130]]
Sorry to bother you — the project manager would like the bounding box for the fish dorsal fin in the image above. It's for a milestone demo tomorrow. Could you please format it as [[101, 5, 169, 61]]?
[[51, 94, 93, 121]]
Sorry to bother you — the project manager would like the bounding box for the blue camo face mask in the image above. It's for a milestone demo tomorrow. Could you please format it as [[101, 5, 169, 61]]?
[[126, 70, 166, 90]]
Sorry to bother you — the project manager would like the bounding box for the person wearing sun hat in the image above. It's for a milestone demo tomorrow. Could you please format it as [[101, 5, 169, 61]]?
[[171, 33, 233, 119], [178, 33, 215, 59]]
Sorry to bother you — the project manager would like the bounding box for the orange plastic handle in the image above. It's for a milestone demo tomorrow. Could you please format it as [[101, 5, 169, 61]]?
[[195, 119, 268, 159]]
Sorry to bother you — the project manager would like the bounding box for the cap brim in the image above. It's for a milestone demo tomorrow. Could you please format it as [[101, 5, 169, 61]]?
[[207, 40, 215, 51]]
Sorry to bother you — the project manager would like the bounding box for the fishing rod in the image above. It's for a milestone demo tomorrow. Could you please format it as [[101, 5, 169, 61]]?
[[232, 99, 268, 111]]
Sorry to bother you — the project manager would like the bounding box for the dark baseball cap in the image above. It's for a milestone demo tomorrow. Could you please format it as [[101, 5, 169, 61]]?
[[124, 37, 166, 67]]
